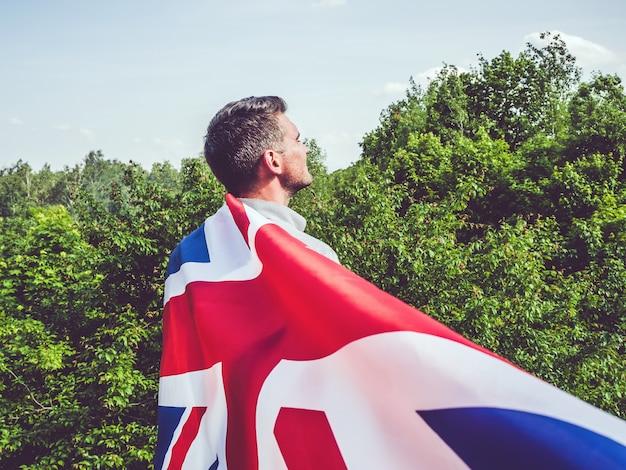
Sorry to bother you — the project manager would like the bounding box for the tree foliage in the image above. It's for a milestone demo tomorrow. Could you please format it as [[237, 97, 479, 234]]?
[[1, 32, 625, 467], [0, 156, 224, 468], [349, 32, 626, 418]]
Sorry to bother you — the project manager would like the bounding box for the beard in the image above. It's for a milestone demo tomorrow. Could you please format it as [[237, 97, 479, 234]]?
[[283, 169, 313, 198]]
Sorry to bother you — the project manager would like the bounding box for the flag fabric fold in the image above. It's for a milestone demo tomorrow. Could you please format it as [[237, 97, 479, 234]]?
[[156, 194, 626, 469]]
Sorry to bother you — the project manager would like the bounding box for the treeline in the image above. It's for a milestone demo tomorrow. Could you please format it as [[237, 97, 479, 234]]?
[[1, 32, 625, 467]]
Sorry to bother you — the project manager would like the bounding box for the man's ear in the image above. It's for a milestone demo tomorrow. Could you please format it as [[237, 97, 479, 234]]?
[[260, 149, 284, 176]]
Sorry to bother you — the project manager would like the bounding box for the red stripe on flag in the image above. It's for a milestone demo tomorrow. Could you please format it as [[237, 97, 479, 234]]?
[[274, 407, 348, 470], [160, 298, 210, 376], [227, 193, 250, 246], [169, 407, 208, 470]]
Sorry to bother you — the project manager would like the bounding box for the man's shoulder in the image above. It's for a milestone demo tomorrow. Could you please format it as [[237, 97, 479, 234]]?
[[166, 224, 210, 277]]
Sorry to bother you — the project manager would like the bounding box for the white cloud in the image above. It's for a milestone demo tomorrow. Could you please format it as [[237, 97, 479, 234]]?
[[9, 117, 24, 125], [413, 67, 441, 87], [380, 82, 408, 95], [524, 31, 618, 69], [79, 128, 95, 140], [311, 0, 346, 7], [132, 137, 142, 144], [54, 123, 72, 131]]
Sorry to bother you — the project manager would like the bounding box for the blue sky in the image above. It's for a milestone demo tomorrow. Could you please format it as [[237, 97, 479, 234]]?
[[2, 0, 625, 172]]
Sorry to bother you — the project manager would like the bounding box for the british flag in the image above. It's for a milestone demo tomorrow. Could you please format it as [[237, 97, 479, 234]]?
[[155, 194, 626, 469]]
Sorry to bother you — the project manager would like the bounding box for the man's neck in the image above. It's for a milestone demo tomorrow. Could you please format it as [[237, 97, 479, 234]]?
[[238, 183, 291, 206]]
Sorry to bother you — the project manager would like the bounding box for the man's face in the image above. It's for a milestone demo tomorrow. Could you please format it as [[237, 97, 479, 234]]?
[[275, 113, 312, 196]]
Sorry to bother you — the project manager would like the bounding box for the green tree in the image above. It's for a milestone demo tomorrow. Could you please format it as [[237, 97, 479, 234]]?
[[0, 153, 228, 468], [361, 79, 427, 171], [0, 206, 156, 468], [340, 33, 626, 419], [0, 160, 36, 217], [568, 73, 626, 160], [424, 65, 470, 144], [462, 32, 581, 150]]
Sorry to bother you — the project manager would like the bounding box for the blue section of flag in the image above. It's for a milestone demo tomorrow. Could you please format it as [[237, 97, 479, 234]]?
[[208, 457, 219, 470], [154, 406, 186, 470], [418, 407, 626, 470], [166, 225, 210, 277]]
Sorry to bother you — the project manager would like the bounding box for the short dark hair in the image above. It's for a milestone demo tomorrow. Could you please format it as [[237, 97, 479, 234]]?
[[203, 96, 287, 195]]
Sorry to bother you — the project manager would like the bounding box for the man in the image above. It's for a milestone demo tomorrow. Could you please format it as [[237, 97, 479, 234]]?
[[156, 97, 344, 469], [203, 95, 338, 263]]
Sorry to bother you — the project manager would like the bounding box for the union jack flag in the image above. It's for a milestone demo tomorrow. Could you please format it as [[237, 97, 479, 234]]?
[[155, 194, 626, 469]]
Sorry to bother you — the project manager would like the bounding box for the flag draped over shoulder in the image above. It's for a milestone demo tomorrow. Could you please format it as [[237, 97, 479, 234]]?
[[155, 194, 626, 470]]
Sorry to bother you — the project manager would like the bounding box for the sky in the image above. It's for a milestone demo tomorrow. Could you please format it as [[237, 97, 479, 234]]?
[[1, 0, 625, 173]]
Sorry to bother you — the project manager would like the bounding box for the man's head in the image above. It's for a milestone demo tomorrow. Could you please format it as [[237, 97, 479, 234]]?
[[203, 96, 311, 198]]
